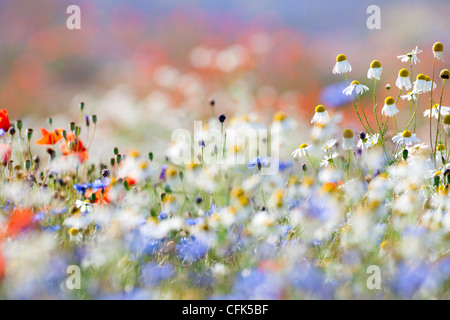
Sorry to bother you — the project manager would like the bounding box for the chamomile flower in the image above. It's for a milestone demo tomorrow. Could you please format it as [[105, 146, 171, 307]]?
[[425, 75, 436, 92], [413, 74, 427, 93], [395, 68, 412, 90], [320, 152, 339, 167], [364, 134, 380, 148], [397, 46, 422, 64], [433, 42, 444, 60], [342, 80, 369, 96], [291, 143, 312, 158], [75, 200, 93, 214], [342, 129, 354, 150], [322, 139, 337, 151], [444, 114, 450, 131], [367, 60, 382, 80], [401, 91, 416, 101], [311, 105, 330, 124], [333, 54, 351, 74], [382, 97, 399, 117], [392, 130, 421, 146], [423, 104, 450, 119]]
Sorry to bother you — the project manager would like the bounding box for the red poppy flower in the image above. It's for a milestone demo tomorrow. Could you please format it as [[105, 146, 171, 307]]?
[[59, 132, 88, 163], [0, 109, 10, 133], [35, 128, 64, 145], [85, 187, 110, 204], [6, 208, 34, 238]]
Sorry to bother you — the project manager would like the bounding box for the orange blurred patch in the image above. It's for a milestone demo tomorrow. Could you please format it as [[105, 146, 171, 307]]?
[[85, 187, 110, 205], [59, 132, 89, 163], [6, 208, 34, 238], [35, 128, 64, 145]]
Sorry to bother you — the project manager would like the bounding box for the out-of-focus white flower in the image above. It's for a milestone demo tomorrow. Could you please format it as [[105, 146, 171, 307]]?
[[320, 152, 339, 167], [292, 143, 312, 158], [423, 104, 450, 119], [342, 129, 354, 150]]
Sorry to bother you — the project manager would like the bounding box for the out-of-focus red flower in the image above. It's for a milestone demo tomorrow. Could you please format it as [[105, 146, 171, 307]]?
[[85, 187, 110, 205], [0, 109, 10, 133], [0, 143, 11, 165], [59, 132, 88, 163], [35, 128, 64, 145], [6, 208, 34, 238]]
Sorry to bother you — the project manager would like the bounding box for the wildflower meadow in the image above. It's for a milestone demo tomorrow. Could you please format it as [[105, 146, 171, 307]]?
[[0, 1, 449, 302]]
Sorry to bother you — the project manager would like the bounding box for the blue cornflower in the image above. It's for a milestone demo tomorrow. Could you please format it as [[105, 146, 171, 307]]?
[[177, 236, 209, 263], [278, 160, 292, 172], [248, 156, 270, 170], [91, 178, 110, 192], [73, 183, 92, 194], [140, 263, 175, 286]]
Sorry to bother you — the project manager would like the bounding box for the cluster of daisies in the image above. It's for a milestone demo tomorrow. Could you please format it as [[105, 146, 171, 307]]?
[[293, 42, 450, 171]]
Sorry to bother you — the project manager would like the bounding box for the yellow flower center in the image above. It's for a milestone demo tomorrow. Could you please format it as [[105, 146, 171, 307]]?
[[315, 105, 326, 113], [166, 165, 178, 178], [273, 111, 286, 122], [350, 80, 360, 86], [425, 75, 431, 82], [370, 60, 381, 68], [299, 143, 308, 149], [385, 97, 395, 105], [398, 68, 409, 77], [69, 228, 79, 237], [443, 114, 450, 125], [343, 129, 354, 138], [402, 130, 412, 138], [336, 54, 347, 62], [433, 42, 444, 52], [436, 144, 445, 151], [416, 74, 426, 80]]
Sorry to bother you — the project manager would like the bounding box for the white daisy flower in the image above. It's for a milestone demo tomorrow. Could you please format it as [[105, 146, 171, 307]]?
[[425, 76, 436, 92], [320, 152, 339, 167], [423, 104, 450, 119], [401, 91, 416, 101], [333, 54, 351, 74], [342, 129, 354, 150], [343, 80, 369, 96], [433, 42, 444, 60], [395, 68, 412, 90], [381, 96, 399, 117], [392, 130, 421, 146], [322, 139, 337, 151], [311, 105, 330, 124], [365, 134, 380, 148], [76, 200, 93, 213], [367, 60, 382, 80], [292, 143, 312, 158], [413, 74, 428, 93], [397, 46, 422, 64]]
